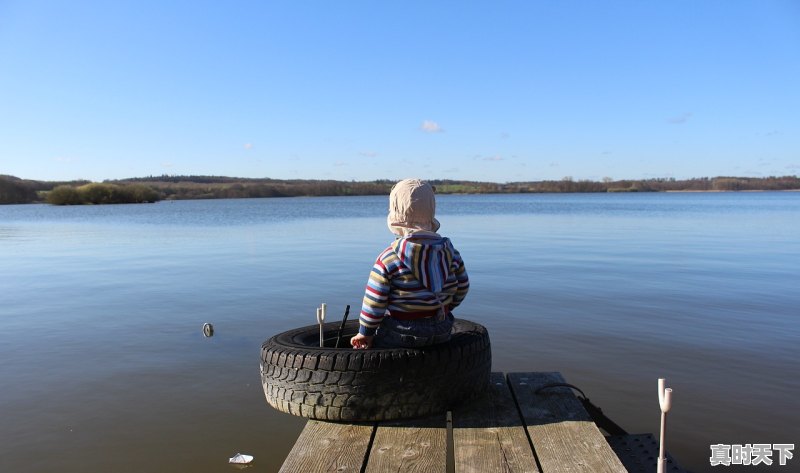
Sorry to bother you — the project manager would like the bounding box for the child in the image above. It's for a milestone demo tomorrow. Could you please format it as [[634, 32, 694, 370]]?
[[351, 178, 469, 349]]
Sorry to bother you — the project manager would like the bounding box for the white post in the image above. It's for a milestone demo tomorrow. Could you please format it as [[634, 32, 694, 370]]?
[[657, 378, 673, 473], [316, 307, 324, 347], [318, 304, 327, 348]]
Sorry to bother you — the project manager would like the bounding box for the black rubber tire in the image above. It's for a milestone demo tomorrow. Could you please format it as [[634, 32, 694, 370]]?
[[260, 318, 491, 421]]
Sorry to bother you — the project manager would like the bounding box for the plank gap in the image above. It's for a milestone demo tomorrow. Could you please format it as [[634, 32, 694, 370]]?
[[359, 422, 378, 473], [446, 411, 455, 473], [508, 372, 627, 473], [505, 372, 545, 473]]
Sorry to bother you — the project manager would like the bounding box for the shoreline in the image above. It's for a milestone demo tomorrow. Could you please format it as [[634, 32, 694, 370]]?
[[664, 189, 800, 193]]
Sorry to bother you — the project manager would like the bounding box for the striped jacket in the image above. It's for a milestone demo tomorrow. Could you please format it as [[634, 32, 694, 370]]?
[[359, 235, 469, 336]]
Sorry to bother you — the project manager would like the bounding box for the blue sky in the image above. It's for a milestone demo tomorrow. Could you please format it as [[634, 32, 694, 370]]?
[[1, 1, 798, 182]]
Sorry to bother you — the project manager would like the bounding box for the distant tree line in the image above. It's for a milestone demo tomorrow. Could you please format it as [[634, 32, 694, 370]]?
[[0, 175, 39, 203], [116, 176, 394, 200], [502, 175, 800, 193], [2, 174, 799, 205], [114, 175, 800, 199], [1, 175, 91, 204]]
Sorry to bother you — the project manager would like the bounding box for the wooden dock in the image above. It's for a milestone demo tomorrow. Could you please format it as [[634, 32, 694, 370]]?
[[277, 371, 680, 473]]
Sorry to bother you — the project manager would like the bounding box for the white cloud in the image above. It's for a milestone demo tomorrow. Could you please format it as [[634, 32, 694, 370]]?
[[421, 120, 443, 133], [500, 132, 510, 139], [333, 161, 347, 167], [667, 112, 693, 124], [53, 156, 74, 163], [483, 155, 503, 162], [359, 151, 379, 158], [161, 162, 174, 169], [243, 143, 254, 150]]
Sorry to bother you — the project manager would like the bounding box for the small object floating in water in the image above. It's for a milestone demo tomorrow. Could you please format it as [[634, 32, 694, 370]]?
[[202, 323, 214, 337], [228, 453, 253, 464]]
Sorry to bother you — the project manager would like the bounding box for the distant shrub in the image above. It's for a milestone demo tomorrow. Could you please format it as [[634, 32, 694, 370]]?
[[78, 183, 116, 204], [46, 186, 83, 205], [126, 184, 160, 203], [46, 183, 161, 205]]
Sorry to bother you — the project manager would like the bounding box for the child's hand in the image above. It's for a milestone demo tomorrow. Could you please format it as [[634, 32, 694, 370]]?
[[350, 333, 374, 350]]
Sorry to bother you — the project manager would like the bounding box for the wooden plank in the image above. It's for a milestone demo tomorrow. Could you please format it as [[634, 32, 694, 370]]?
[[452, 372, 540, 473], [508, 372, 627, 473], [365, 414, 448, 473], [279, 420, 374, 473]]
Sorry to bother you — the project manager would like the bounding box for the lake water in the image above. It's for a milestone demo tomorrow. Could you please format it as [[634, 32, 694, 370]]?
[[1, 193, 798, 473]]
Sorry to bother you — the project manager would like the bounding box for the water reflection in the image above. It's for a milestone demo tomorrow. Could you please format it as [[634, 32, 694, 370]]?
[[0, 193, 798, 473]]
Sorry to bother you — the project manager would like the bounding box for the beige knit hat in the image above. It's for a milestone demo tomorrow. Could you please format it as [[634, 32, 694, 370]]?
[[387, 178, 441, 236]]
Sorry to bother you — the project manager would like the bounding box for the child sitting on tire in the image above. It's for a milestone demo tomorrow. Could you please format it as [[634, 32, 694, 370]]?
[[351, 178, 470, 349]]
